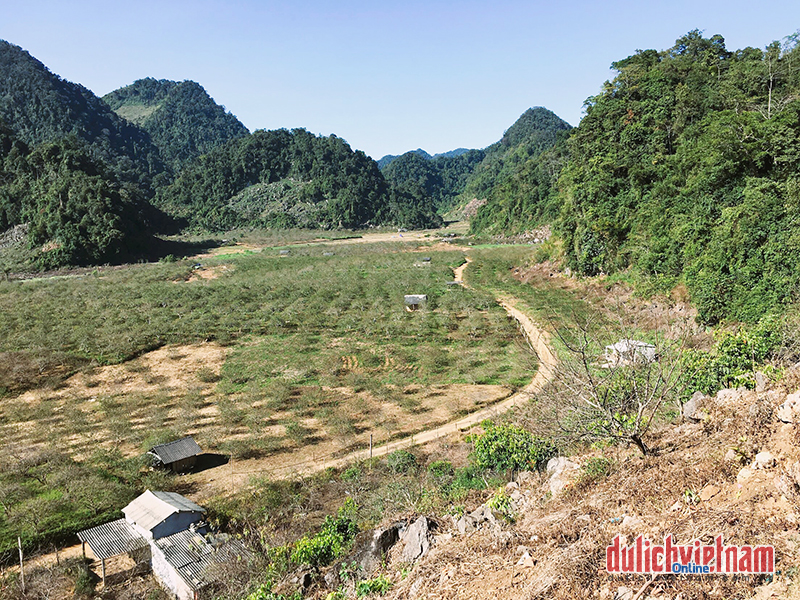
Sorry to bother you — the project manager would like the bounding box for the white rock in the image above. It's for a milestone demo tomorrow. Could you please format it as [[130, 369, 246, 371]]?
[[737, 466, 755, 484], [777, 391, 800, 424], [546, 456, 580, 495], [754, 451, 777, 469], [614, 586, 634, 600]]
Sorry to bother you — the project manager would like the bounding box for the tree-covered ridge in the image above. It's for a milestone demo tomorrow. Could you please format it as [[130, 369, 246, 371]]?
[[461, 107, 572, 205], [103, 78, 249, 171], [156, 128, 441, 231], [382, 148, 486, 211], [0, 40, 167, 194], [0, 122, 150, 268], [557, 30, 800, 323]]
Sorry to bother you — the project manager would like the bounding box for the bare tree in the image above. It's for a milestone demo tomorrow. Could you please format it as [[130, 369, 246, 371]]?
[[545, 311, 689, 456]]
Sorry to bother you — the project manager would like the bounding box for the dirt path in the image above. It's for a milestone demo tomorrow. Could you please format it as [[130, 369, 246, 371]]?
[[218, 256, 556, 483]]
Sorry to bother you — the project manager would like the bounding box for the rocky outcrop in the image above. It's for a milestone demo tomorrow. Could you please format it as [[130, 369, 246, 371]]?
[[400, 516, 434, 562], [546, 457, 580, 495]]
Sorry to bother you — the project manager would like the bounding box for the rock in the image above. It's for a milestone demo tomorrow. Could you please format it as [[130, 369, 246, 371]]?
[[400, 516, 432, 562], [356, 521, 405, 573], [546, 456, 580, 495], [753, 580, 788, 599], [699, 484, 720, 501], [516, 545, 530, 555], [715, 387, 747, 406], [516, 471, 536, 485], [469, 504, 496, 525], [755, 371, 768, 392], [614, 586, 634, 600], [669, 500, 683, 512], [456, 514, 476, 534], [505, 481, 520, 492], [724, 448, 744, 464], [754, 451, 777, 469], [777, 391, 800, 423], [683, 391, 706, 421], [737, 466, 755, 484], [621, 515, 643, 532], [516, 551, 535, 567]]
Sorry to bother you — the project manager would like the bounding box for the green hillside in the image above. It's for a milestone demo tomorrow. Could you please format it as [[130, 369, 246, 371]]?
[[472, 30, 800, 324], [156, 128, 441, 231], [0, 123, 150, 269], [103, 78, 249, 171], [0, 40, 168, 194], [382, 149, 486, 212]]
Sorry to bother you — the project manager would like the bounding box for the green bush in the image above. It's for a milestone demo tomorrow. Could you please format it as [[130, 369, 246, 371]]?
[[577, 457, 614, 486], [472, 422, 556, 472], [427, 460, 454, 479], [486, 487, 515, 523], [356, 574, 393, 597], [386, 449, 418, 474], [682, 314, 783, 397], [290, 499, 358, 567]]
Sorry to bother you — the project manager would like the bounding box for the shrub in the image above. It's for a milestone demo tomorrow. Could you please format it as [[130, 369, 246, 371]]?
[[486, 487, 515, 522], [356, 574, 392, 597], [427, 460, 454, 479], [472, 422, 556, 471], [386, 449, 418, 474], [290, 499, 358, 567], [577, 457, 614, 486]]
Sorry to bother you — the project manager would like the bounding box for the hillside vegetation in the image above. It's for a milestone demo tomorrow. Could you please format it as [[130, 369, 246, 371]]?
[[103, 78, 250, 171], [156, 128, 441, 231], [473, 31, 800, 325], [381, 107, 570, 216]]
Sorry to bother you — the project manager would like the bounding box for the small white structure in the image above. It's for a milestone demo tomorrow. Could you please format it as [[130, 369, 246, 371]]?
[[123, 490, 206, 541], [404, 294, 427, 311], [602, 339, 656, 368]]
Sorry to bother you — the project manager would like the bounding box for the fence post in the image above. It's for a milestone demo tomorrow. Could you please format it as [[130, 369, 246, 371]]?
[[18, 537, 24, 594], [370, 434, 373, 459]]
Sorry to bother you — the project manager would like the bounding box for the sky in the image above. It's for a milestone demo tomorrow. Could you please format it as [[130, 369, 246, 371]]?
[[3, 0, 799, 159]]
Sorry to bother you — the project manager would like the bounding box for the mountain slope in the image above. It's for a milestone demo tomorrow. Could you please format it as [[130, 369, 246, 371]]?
[[156, 128, 441, 231], [103, 78, 249, 171], [0, 40, 167, 193]]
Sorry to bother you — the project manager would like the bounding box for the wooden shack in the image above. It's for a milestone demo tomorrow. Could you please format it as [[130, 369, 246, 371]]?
[[148, 437, 202, 473], [404, 294, 427, 311]]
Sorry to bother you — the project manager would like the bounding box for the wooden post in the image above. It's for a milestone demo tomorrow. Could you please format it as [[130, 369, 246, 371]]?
[[55, 544, 60, 566], [101, 557, 106, 587], [82, 541, 86, 559], [370, 434, 373, 459], [17, 537, 24, 594]]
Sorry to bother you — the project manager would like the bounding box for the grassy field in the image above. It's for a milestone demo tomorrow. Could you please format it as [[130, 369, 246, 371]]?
[[0, 241, 541, 560]]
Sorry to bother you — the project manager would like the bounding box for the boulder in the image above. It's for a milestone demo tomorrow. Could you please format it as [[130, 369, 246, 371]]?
[[754, 451, 777, 470], [355, 521, 405, 573], [546, 457, 580, 495], [621, 515, 643, 533], [776, 391, 800, 424], [683, 391, 707, 421], [400, 516, 433, 562], [714, 387, 748, 406]]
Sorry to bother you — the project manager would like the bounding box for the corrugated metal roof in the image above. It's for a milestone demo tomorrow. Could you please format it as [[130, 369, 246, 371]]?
[[123, 490, 205, 532], [155, 529, 246, 590], [77, 519, 148, 560], [149, 437, 202, 464]]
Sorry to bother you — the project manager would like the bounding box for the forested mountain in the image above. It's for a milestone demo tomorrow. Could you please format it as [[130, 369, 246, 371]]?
[[0, 41, 168, 193], [382, 149, 486, 211], [377, 149, 432, 169], [103, 78, 249, 171], [156, 128, 441, 231], [473, 30, 800, 324], [0, 122, 150, 268], [381, 108, 570, 215], [460, 107, 571, 206]]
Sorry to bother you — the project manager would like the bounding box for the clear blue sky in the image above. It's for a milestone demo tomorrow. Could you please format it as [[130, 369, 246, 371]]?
[[3, 0, 799, 159]]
